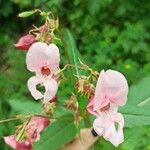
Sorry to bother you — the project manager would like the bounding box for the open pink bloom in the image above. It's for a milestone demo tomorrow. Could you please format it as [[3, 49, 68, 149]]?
[[87, 69, 128, 116], [93, 113, 124, 147], [87, 69, 128, 147], [4, 116, 49, 150], [14, 34, 35, 50], [26, 42, 60, 103]]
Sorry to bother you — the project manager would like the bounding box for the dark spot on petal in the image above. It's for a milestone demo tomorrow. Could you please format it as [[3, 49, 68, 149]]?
[[41, 66, 51, 76], [100, 103, 110, 112]]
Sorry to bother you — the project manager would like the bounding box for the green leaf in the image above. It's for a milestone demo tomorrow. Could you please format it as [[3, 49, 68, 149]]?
[[119, 106, 150, 127], [120, 105, 150, 117], [62, 28, 82, 75], [127, 76, 150, 105], [121, 127, 143, 149], [8, 99, 42, 114], [121, 105, 150, 129], [124, 114, 150, 128], [18, 10, 37, 17], [119, 76, 150, 127], [33, 114, 77, 150]]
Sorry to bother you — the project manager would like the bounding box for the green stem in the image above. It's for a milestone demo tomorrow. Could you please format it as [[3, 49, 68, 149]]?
[[83, 110, 91, 128], [79, 109, 91, 128]]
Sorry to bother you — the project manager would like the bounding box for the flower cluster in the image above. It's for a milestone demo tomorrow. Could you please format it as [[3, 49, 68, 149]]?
[[4, 117, 49, 150], [87, 70, 128, 147], [4, 10, 129, 149]]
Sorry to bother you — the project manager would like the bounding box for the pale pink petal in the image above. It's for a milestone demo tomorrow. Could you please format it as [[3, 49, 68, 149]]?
[[31, 116, 49, 132], [87, 97, 99, 117], [93, 70, 107, 111], [93, 69, 128, 111], [27, 76, 43, 100], [93, 115, 111, 136], [111, 112, 124, 128], [26, 42, 60, 74], [87, 97, 118, 116], [93, 113, 124, 147], [47, 44, 60, 73], [26, 42, 48, 72], [43, 78, 58, 103], [105, 113, 124, 147], [104, 70, 128, 106], [109, 103, 118, 114], [4, 135, 17, 149]]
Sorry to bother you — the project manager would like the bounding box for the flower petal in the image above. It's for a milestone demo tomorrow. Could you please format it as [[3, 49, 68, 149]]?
[[31, 116, 49, 132], [26, 42, 48, 72], [47, 44, 60, 73], [93, 69, 128, 111], [93, 70, 107, 111], [93, 113, 124, 147], [26, 42, 60, 74], [27, 76, 43, 100], [87, 97, 99, 117], [43, 78, 58, 103], [104, 70, 128, 106], [105, 113, 124, 147], [4, 135, 17, 149]]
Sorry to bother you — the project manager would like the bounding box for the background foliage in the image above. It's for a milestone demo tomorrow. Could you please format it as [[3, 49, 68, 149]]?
[[0, 0, 150, 149]]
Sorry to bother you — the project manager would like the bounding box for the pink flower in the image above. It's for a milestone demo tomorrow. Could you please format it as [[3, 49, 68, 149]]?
[[87, 69, 128, 116], [87, 69, 128, 147], [14, 34, 35, 50], [4, 117, 49, 150], [26, 42, 60, 103], [25, 116, 49, 143]]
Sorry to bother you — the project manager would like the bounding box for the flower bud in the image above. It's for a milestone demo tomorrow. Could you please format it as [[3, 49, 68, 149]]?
[[14, 34, 35, 50]]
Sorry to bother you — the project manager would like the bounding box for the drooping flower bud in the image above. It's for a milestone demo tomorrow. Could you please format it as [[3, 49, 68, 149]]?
[[14, 34, 35, 50], [4, 116, 49, 150]]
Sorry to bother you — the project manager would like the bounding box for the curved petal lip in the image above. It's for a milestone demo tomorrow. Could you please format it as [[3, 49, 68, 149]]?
[[43, 78, 58, 103], [93, 113, 124, 147]]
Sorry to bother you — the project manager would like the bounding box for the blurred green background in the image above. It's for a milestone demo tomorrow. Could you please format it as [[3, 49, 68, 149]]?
[[0, 0, 150, 149]]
